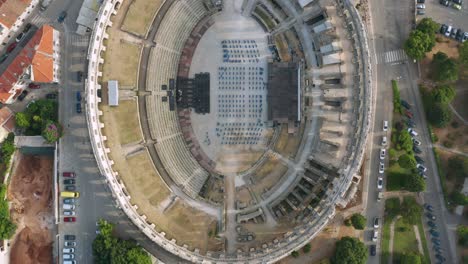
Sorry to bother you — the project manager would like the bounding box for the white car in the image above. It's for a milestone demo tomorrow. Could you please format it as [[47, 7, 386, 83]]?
[[383, 120, 388, 131], [380, 149, 386, 160], [63, 253, 75, 259], [64, 241, 76, 247], [372, 230, 378, 242], [374, 217, 380, 228], [377, 177, 383, 189], [413, 138, 421, 146], [382, 136, 387, 146], [408, 128, 418, 137], [379, 162, 385, 174], [417, 164, 427, 172], [63, 248, 75, 253], [63, 210, 75, 216], [416, 3, 425, 9]]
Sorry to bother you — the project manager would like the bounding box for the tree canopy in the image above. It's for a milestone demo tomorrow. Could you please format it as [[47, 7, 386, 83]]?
[[0, 185, 16, 239], [398, 130, 413, 152], [404, 173, 426, 193], [404, 30, 435, 60], [93, 219, 151, 264], [398, 153, 417, 169], [400, 253, 422, 264], [457, 225, 468, 246], [401, 197, 423, 224], [416, 18, 439, 36], [17, 99, 62, 142], [432, 52, 459, 82], [331, 236, 368, 264], [459, 42, 468, 65], [427, 102, 452, 128], [350, 214, 366, 230], [431, 85, 456, 104]]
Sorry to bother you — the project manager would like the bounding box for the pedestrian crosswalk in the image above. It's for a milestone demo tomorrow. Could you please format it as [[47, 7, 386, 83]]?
[[29, 15, 51, 28], [377, 49, 408, 64]]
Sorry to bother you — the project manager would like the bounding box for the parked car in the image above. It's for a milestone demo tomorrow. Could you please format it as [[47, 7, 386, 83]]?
[[417, 0, 425, 3], [0, 54, 8, 63], [383, 120, 388, 131], [453, 0, 463, 4], [64, 217, 76, 222], [406, 120, 415, 128], [23, 23, 32, 32], [28, 83, 40, 89], [65, 185, 76, 191], [425, 204, 434, 211], [431, 230, 440, 237], [76, 103, 82, 114], [453, 3, 462, 10], [417, 164, 428, 172], [439, 0, 449, 6], [64, 179, 75, 185], [440, 24, 448, 35], [382, 136, 387, 146], [426, 213, 436, 220], [15, 32, 24, 42], [456, 28, 464, 41], [415, 156, 424, 164], [373, 217, 380, 228], [377, 177, 383, 189], [463, 32, 468, 43], [63, 248, 75, 253], [401, 100, 411, 109], [413, 146, 422, 154], [408, 128, 418, 137], [413, 138, 422, 146], [64, 241, 76, 247], [76, 91, 81, 101], [64, 234, 76, 240], [451, 28, 458, 38], [63, 172, 76, 177], [64, 210, 75, 216], [58, 11, 67, 23], [18, 90, 28, 101], [379, 162, 385, 174], [63, 253, 75, 259], [435, 254, 446, 262], [445, 25, 453, 37], [380, 149, 386, 160], [427, 221, 437, 228], [372, 230, 378, 242], [432, 238, 441, 246], [77, 71, 83, 82], [417, 9, 425, 15], [46, 93, 57, 100], [63, 204, 75, 210], [370, 245, 376, 256], [6, 42, 17, 53], [63, 198, 75, 204], [405, 110, 413, 119]]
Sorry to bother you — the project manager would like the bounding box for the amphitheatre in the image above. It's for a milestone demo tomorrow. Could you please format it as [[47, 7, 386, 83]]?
[[85, 0, 372, 262]]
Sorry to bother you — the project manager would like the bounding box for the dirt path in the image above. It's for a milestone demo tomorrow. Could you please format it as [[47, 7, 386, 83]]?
[[8, 154, 54, 264], [388, 216, 400, 264], [413, 225, 424, 255]]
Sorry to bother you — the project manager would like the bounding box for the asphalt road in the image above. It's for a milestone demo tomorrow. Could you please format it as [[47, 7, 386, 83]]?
[[366, 0, 459, 263]]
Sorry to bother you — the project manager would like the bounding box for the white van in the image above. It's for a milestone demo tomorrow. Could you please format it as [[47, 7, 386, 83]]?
[[63, 204, 75, 210], [63, 248, 75, 253]]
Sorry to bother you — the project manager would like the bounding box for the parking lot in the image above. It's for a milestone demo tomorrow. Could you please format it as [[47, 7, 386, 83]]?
[[421, 0, 468, 31]]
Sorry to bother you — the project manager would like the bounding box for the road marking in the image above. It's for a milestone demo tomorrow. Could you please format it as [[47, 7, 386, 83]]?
[[377, 49, 408, 64]]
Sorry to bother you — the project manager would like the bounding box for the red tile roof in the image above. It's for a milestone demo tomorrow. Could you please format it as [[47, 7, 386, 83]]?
[[0, 106, 14, 132], [0, 25, 56, 103], [0, 0, 32, 29]]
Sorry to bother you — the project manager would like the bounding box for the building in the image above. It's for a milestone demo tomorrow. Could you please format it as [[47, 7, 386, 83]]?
[[266, 62, 300, 133], [108, 80, 119, 106], [0, 0, 39, 46], [0, 107, 15, 141], [0, 25, 60, 104]]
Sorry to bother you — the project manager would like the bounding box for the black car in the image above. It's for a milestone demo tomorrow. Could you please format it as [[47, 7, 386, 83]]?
[[23, 23, 32, 32], [440, 0, 449, 6], [426, 212, 436, 220], [76, 103, 82, 113], [435, 254, 446, 261], [440, 24, 448, 35], [415, 156, 424, 164], [65, 185, 76, 191], [63, 198, 75, 204], [425, 203, 433, 211], [413, 146, 422, 154], [64, 234, 76, 240], [57, 11, 67, 23], [63, 179, 75, 185], [76, 91, 82, 102], [453, 0, 463, 4], [18, 90, 28, 101], [77, 71, 83, 82], [451, 28, 458, 38], [370, 245, 376, 256], [46, 93, 57, 100], [417, 0, 425, 3], [427, 220, 436, 228], [401, 100, 411, 109], [456, 28, 464, 41]]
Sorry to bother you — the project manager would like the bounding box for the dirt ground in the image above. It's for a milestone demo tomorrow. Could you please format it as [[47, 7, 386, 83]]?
[[121, 0, 163, 37], [8, 154, 54, 264]]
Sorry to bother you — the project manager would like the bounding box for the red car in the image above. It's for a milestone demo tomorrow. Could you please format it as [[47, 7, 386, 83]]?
[[28, 83, 41, 89], [405, 110, 413, 119], [6, 42, 17, 53], [63, 172, 76, 178], [64, 217, 76, 222]]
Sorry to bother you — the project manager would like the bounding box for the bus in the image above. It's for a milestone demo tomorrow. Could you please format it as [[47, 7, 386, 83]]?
[[61, 191, 80, 198]]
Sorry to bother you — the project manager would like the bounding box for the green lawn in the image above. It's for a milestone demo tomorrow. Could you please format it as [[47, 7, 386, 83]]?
[[381, 216, 393, 264], [393, 218, 419, 262], [417, 217, 431, 264], [386, 163, 411, 191]]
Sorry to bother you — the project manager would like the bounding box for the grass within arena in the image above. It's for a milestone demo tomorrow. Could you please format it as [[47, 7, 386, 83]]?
[[121, 0, 163, 37], [100, 99, 142, 145]]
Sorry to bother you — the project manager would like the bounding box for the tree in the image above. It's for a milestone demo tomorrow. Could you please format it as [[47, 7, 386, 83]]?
[[398, 130, 413, 153], [398, 153, 417, 169], [404, 173, 426, 193], [400, 253, 422, 264], [401, 197, 423, 224], [404, 30, 435, 60], [459, 42, 468, 65], [416, 18, 439, 36], [427, 103, 452, 128], [432, 52, 459, 82], [448, 156, 468, 180], [431, 85, 456, 104], [125, 247, 152, 264], [350, 214, 366, 230], [385, 198, 401, 219], [303, 243, 311, 253], [291, 250, 299, 258], [457, 225, 468, 246], [15, 112, 30, 128], [42, 121, 63, 143], [331, 236, 368, 264]]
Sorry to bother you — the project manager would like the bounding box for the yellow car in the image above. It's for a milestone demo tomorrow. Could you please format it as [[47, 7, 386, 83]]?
[[453, 3, 462, 10]]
